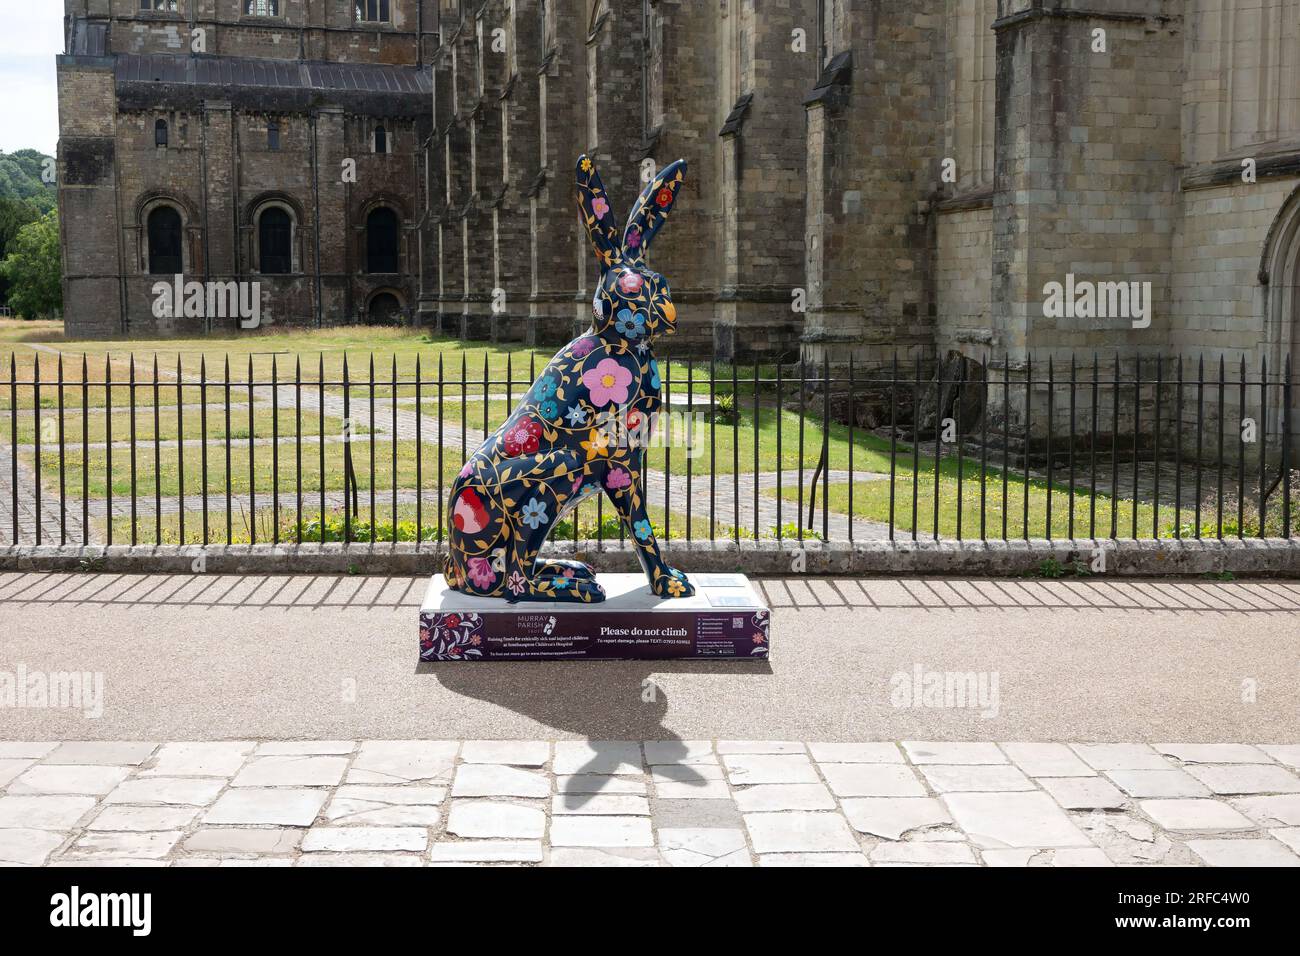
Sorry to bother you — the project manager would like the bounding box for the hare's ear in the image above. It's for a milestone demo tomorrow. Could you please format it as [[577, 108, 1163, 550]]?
[[575, 154, 622, 270], [622, 159, 687, 262]]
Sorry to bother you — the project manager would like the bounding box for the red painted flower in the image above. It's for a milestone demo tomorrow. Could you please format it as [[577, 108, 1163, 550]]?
[[445, 614, 461, 629], [452, 488, 490, 534], [655, 187, 674, 208], [504, 417, 543, 457]]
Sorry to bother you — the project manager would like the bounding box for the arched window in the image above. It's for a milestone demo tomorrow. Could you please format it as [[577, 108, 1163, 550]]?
[[155, 119, 169, 148], [147, 206, 183, 275], [374, 125, 389, 154], [258, 207, 293, 275], [366, 208, 400, 274], [267, 120, 280, 151], [367, 292, 403, 326]]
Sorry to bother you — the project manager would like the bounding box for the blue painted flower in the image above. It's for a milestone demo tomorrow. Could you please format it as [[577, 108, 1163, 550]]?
[[566, 405, 588, 426], [615, 308, 645, 339], [554, 576, 571, 589], [536, 376, 559, 400], [539, 399, 559, 420], [649, 359, 661, 389], [520, 498, 549, 530], [633, 519, 653, 541]]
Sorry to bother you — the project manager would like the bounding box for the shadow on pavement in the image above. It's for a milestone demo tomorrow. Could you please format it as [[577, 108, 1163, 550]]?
[[424, 659, 773, 807]]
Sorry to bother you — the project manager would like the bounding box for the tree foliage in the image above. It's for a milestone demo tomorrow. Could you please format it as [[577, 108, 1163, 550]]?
[[0, 150, 57, 214], [0, 211, 62, 319], [0, 197, 42, 309]]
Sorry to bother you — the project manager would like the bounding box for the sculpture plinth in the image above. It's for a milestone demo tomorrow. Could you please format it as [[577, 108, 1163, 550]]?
[[419, 573, 770, 662]]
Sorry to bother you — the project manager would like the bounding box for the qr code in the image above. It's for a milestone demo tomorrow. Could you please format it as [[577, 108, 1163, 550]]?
[[733, 617, 744, 628]]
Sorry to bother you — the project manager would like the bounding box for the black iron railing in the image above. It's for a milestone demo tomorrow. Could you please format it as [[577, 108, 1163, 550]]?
[[0, 350, 1294, 547]]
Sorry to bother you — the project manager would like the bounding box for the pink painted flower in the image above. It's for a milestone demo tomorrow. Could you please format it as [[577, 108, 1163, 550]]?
[[507, 571, 528, 596], [606, 467, 631, 490], [467, 557, 496, 590], [592, 197, 610, 219], [459, 462, 474, 479], [618, 270, 644, 295], [571, 337, 596, 358], [583, 358, 633, 408], [625, 226, 642, 249], [571, 474, 584, 494]]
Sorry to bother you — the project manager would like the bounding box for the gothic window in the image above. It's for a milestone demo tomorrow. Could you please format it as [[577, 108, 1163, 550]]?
[[355, 0, 392, 22], [147, 206, 183, 276], [374, 125, 389, 154], [154, 119, 169, 148], [540, 0, 555, 55], [140, 1, 179, 10], [246, 0, 280, 15], [818, 0, 835, 66], [258, 207, 293, 275], [366, 208, 400, 274], [267, 120, 280, 151]]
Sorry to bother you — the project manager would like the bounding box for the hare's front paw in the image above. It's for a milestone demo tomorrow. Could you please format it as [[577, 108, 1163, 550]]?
[[651, 568, 695, 599]]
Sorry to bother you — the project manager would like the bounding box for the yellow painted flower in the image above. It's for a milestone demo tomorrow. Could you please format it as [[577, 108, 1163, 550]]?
[[581, 158, 593, 173], [666, 577, 685, 596], [581, 428, 611, 459]]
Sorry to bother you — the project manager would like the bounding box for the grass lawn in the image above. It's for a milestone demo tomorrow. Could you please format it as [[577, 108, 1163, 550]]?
[[35, 437, 464, 501], [770, 455, 1179, 540]]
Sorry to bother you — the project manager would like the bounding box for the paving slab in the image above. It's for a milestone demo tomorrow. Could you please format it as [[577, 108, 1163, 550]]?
[[743, 811, 860, 854], [1186, 839, 1300, 867], [204, 788, 328, 827], [944, 792, 1091, 849]]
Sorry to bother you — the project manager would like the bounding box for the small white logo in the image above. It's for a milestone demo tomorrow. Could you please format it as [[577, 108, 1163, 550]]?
[[50, 886, 152, 937]]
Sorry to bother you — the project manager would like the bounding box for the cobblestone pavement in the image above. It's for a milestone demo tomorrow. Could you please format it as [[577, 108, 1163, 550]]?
[[1, 740, 1297, 867], [0, 442, 85, 546]]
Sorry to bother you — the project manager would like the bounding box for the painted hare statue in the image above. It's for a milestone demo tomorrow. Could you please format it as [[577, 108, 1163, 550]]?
[[444, 155, 694, 604]]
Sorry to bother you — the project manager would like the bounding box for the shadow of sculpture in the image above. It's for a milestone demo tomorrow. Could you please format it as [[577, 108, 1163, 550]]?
[[423, 659, 773, 808]]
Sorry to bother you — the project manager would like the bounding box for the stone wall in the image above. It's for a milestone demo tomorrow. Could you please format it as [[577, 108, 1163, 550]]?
[[58, 0, 433, 336]]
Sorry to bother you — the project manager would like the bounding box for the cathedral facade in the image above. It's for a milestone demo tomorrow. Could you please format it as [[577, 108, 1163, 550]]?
[[56, 0, 1300, 401], [57, 0, 436, 335]]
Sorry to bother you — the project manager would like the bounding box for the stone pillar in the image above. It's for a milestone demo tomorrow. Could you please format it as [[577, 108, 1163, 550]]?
[[581, 0, 645, 335], [712, 0, 816, 364], [56, 54, 124, 337], [313, 107, 350, 325], [529, 0, 587, 345], [802, 0, 944, 369], [457, 8, 500, 340], [990, 0, 1182, 365], [199, 100, 236, 330], [641, 0, 718, 360]]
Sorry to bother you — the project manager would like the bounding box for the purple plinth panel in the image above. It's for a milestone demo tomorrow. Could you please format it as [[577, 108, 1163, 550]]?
[[420, 572, 770, 662]]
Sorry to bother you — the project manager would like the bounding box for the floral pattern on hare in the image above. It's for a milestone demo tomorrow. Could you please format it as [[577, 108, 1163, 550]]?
[[444, 155, 694, 604]]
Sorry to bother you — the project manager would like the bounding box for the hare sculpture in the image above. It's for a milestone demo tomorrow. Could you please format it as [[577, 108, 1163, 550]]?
[[443, 155, 694, 604]]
